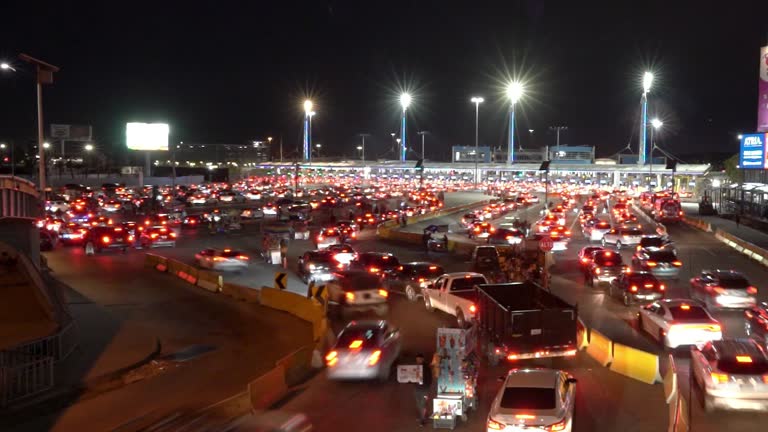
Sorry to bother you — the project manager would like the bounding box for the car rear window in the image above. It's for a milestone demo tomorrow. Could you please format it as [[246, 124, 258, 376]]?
[[628, 275, 656, 285], [220, 250, 243, 258], [649, 251, 677, 262], [641, 237, 664, 248], [621, 229, 642, 236], [500, 387, 556, 410], [337, 327, 381, 349], [668, 306, 710, 320], [718, 277, 750, 289], [370, 255, 400, 269], [451, 276, 486, 291], [594, 254, 623, 266], [717, 357, 768, 375], [412, 265, 444, 277]]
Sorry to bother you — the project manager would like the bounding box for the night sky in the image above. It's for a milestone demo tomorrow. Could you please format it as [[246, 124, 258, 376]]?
[[1, 1, 767, 162]]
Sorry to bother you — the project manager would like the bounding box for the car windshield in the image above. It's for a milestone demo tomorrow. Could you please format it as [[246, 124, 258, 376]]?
[[648, 251, 677, 262], [668, 306, 710, 321], [717, 357, 768, 375], [718, 276, 750, 289], [337, 327, 381, 350], [500, 387, 556, 410], [451, 276, 486, 291]]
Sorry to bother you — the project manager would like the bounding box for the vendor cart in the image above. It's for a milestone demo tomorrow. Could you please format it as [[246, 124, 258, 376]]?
[[432, 326, 479, 429], [261, 223, 293, 265]]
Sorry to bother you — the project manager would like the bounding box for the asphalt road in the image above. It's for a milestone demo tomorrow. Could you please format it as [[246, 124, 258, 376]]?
[[395, 194, 768, 431], [35, 191, 768, 431]]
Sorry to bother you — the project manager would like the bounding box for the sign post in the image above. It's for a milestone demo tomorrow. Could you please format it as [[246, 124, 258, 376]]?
[[539, 237, 553, 291]]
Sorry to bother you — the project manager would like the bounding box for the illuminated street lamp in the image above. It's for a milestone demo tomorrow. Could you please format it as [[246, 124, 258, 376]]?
[[470, 96, 484, 186], [639, 71, 654, 165], [315, 143, 322, 158], [42, 142, 50, 149], [0, 62, 16, 72], [737, 134, 744, 140], [506, 81, 524, 164], [84, 144, 94, 152], [399, 93, 411, 162]]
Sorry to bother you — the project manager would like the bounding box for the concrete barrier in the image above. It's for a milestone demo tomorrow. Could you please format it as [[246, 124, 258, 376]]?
[[248, 364, 287, 410], [144, 253, 168, 272], [714, 228, 768, 267], [275, 343, 315, 387], [197, 269, 223, 293], [585, 329, 613, 367], [167, 259, 199, 285], [609, 342, 662, 384], [664, 354, 677, 403], [683, 215, 712, 232], [260, 288, 324, 340]]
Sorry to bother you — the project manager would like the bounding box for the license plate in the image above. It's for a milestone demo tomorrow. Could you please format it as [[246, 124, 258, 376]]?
[[363, 293, 371, 299]]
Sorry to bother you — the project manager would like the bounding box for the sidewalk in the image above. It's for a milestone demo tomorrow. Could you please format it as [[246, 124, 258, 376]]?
[[2, 276, 160, 416], [683, 203, 768, 249]]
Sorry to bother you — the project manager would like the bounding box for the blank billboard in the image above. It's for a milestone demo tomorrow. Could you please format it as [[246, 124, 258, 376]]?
[[126, 123, 169, 151]]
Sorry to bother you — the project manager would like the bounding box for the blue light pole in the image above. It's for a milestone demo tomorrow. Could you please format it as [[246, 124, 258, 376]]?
[[400, 93, 411, 162], [639, 72, 653, 165], [303, 100, 312, 162], [506, 82, 524, 164]]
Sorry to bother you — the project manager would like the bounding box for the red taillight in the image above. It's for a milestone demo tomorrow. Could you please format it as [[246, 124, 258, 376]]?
[[762, 375, 768, 384], [368, 350, 382, 366], [101, 235, 111, 244], [345, 292, 355, 301], [659, 284, 666, 291], [747, 286, 758, 295], [348, 340, 363, 349], [237, 255, 249, 260], [594, 268, 601, 275], [150, 233, 159, 239], [317, 235, 324, 241], [581, 257, 589, 263], [128, 235, 134, 242], [474, 227, 480, 232], [672, 261, 682, 267], [469, 304, 477, 314], [630, 285, 638, 292], [378, 289, 388, 298], [369, 266, 380, 273], [646, 261, 657, 267]]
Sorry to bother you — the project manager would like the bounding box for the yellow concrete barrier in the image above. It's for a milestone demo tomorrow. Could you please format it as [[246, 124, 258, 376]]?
[[275, 344, 314, 387], [585, 329, 613, 367], [239, 286, 261, 303], [168, 260, 199, 285], [144, 253, 168, 272], [675, 393, 690, 432], [664, 354, 677, 403], [609, 342, 661, 384], [260, 288, 325, 340], [221, 282, 245, 301], [248, 364, 287, 410], [197, 269, 223, 293]]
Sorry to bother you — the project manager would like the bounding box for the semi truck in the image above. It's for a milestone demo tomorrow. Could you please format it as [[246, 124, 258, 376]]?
[[475, 282, 578, 365]]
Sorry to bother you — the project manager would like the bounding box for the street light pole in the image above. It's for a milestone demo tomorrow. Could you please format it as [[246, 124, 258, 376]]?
[[649, 118, 663, 189], [639, 72, 653, 165], [400, 93, 411, 162], [21, 55, 60, 196], [358, 133, 370, 162], [507, 82, 524, 165], [549, 126, 568, 160], [471, 97, 484, 187], [417, 131, 428, 159]]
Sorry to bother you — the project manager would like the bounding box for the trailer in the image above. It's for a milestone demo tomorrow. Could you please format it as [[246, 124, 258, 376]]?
[[475, 282, 578, 366]]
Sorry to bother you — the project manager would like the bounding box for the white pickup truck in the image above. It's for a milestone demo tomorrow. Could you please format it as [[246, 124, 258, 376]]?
[[422, 272, 489, 327]]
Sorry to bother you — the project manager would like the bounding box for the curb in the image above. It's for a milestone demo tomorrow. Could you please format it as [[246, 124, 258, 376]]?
[[0, 339, 162, 421]]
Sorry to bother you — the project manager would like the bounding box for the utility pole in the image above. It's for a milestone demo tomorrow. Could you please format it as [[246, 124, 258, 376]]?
[[549, 126, 568, 160]]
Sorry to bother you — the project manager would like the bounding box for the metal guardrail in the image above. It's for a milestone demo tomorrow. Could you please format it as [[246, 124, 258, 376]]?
[[0, 351, 54, 407]]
